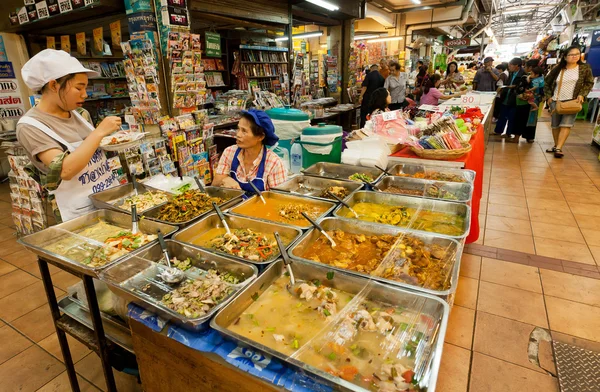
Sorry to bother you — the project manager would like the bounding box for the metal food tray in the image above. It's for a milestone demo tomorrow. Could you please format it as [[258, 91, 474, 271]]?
[[211, 259, 449, 392], [387, 163, 476, 183], [173, 213, 302, 265], [228, 191, 337, 230], [334, 191, 471, 240], [375, 176, 474, 203], [302, 162, 384, 184], [18, 209, 178, 277], [288, 218, 462, 298], [88, 182, 168, 213], [100, 240, 258, 330], [142, 187, 245, 228], [271, 175, 364, 202]]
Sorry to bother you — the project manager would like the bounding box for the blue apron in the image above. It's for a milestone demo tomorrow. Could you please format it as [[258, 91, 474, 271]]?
[[230, 146, 267, 197]]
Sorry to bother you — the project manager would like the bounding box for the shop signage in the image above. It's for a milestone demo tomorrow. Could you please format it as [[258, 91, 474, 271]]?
[[161, 0, 186, 6], [47, 0, 60, 16], [205, 32, 221, 57], [164, 6, 188, 27], [58, 0, 72, 13], [0, 80, 20, 93], [124, 0, 152, 14], [0, 37, 7, 62], [444, 38, 470, 48], [0, 63, 15, 79], [36, 1, 50, 19], [26, 5, 38, 21], [127, 12, 157, 33], [460, 94, 481, 105], [592, 30, 600, 47], [18, 7, 29, 24]]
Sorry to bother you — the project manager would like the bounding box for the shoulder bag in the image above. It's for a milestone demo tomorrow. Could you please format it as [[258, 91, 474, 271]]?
[[555, 69, 582, 115]]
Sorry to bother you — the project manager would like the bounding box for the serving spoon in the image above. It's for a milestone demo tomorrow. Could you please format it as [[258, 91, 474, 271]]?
[[326, 191, 359, 218], [194, 176, 206, 193], [274, 232, 306, 297], [131, 204, 139, 235], [156, 230, 185, 284], [249, 181, 267, 204], [375, 165, 392, 176], [212, 201, 231, 235], [131, 176, 139, 196], [301, 211, 336, 248]]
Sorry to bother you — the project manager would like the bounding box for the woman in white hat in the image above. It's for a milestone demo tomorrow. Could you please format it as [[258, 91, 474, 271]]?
[[17, 49, 122, 222]]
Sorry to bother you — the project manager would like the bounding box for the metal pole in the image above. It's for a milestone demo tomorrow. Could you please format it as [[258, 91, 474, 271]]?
[[287, 1, 293, 104]]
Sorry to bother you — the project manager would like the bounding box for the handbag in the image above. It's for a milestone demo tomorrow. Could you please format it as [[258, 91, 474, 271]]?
[[555, 69, 582, 115]]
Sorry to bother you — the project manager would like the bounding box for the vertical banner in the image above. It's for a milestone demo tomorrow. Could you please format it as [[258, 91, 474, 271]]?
[[76, 32, 86, 55], [93, 27, 103, 52], [0, 62, 26, 119], [60, 35, 71, 53], [46, 36, 56, 49], [109, 20, 122, 48], [205, 32, 221, 57]]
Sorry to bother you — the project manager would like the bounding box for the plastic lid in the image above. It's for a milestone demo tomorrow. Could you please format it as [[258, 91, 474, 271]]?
[[265, 105, 310, 121], [302, 123, 343, 135]]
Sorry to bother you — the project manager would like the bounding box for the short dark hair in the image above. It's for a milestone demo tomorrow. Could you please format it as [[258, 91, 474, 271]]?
[[531, 66, 544, 76], [424, 73, 442, 95], [41, 73, 78, 104], [509, 57, 522, 67], [370, 64, 379, 70], [389, 61, 400, 71], [417, 60, 424, 66], [525, 59, 538, 68], [495, 63, 507, 71], [368, 87, 389, 114], [240, 112, 266, 140]]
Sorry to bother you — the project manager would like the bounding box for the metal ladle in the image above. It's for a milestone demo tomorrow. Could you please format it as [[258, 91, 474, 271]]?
[[300, 211, 336, 248], [274, 232, 305, 297], [131, 176, 139, 196], [326, 191, 359, 218], [212, 201, 231, 235], [375, 165, 391, 176], [194, 176, 206, 193], [248, 181, 267, 204], [131, 204, 139, 235], [156, 230, 185, 284]]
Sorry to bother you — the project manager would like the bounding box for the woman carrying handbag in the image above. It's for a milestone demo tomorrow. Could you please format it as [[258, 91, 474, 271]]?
[[544, 45, 594, 158]]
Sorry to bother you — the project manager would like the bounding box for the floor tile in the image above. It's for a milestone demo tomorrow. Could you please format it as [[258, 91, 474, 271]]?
[[20, 261, 62, 278], [469, 352, 558, 392], [524, 187, 563, 200], [546, 296, 600, 342], [569, 202, 600, 217], [573, 213, 600, 230], [528, 208, 578, 227], [588, 245, 600, 266], [563, 191, 600, 204], [0, 282, 64, 322], [473, 312, 552, 374], [485, 215, 532, 235], [435, 343, 470, 392], [0, 325, 33, 365], [477, 281, 548, 328], [0, 270, 38, 299], [75, 353, 142, 392], [39, 333, 91, 364], [531, 221, 586, 244], [488, 185, 526, 197], [523, 180, 560, 190], [459, 253, 481, 279], [0, 346, 64, 392], [487, 204, 529, 219], [0, 239, 29, 258], [454, 276, 479, 310], [49, 271, 82, 292], [0, 259, 17, 277], [36, 371, 100, 392], [534, 237, 595, 265], [480, 258, 542, 293], [525, 197, 570, 212], [445, 306, 475, 350], [540, 269, 600, 307], [1, 248, 38, 268], [10, 304, 56, 342], [483, 229, 535, 254], [488, 194, 528, 208], [580, 228, 600, 247]]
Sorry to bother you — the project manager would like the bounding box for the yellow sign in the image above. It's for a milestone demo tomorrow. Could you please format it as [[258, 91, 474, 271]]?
[[46, 36, 55, 49], [93, 27, 103, 52], [292, 26, 305, 35], [60, 35, 70, 53], [109, 20, 121, 48], [76, 32, 86, 55]]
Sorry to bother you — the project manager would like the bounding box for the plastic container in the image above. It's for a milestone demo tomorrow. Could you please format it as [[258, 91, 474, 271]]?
[[265, 106, 310, 155], [290, 140, 303, 174], [270, 143, 290, 175], [297, 123, 343, 169]]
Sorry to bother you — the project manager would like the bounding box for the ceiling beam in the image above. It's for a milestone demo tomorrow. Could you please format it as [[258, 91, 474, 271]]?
[[291, 6, 342, 25]]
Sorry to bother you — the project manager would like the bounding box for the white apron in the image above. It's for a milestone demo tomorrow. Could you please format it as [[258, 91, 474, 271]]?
[[18, 111, 117, 221]]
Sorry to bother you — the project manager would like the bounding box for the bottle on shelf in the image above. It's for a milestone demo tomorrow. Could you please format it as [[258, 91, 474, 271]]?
[[290, 139, 303, 174]]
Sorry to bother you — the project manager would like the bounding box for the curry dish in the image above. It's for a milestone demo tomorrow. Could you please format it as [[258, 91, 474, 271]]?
[[232, 197, 328, 227]]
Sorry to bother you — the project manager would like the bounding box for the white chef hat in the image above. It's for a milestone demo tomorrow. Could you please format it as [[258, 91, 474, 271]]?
[[21, 49, 100, 92]]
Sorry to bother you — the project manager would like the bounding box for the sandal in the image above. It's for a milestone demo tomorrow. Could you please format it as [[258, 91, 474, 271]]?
[[554, 149, 564, 158], [546, 146, 556, 153]]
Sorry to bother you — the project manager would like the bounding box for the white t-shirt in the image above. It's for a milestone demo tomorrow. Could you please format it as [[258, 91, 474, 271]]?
[[553, 66, 579, 101]]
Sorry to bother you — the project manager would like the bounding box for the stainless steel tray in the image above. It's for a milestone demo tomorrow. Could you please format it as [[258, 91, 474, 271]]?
[[271, 175, 364, 202], [375, 176, 474, 203], [88, 182, 169, 213], [288, 218, 462, 298], [387, 163, 476, 183], [302, 162, 384, 184], [211, 259, 449, 392], [100, 240, 258, 331], [142, 187, 245, 228], [228, 191, 337, 230], [19, 209, 178, 277], [334, 191, 471, 240], [173, 213, 302, 265]]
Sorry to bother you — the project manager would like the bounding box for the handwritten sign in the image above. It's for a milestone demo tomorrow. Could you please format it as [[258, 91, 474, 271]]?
[[381, 111, 398, 121], [460, 94, 481, 105]]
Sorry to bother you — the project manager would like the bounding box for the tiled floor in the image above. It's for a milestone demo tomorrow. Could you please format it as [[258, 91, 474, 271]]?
[[1, 118, 600, 391]]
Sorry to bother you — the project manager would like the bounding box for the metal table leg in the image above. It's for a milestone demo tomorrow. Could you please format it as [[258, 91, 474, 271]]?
[[38, 259, 80, 392]]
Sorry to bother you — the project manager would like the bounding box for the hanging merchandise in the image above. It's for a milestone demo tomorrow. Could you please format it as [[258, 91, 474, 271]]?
[[76, 32, 86, 56], [326, 55, 338, 93], [110, 20, 122, 48], [93, 27, 103, 52], [168, 31, 208, 110], [60, 35, 70, 53]]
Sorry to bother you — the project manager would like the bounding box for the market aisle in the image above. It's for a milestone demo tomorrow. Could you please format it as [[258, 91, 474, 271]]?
[[0, 120, 600, 391]]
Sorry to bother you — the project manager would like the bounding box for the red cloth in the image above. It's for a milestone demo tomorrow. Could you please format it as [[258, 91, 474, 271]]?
[[390, 124, 484, 244]]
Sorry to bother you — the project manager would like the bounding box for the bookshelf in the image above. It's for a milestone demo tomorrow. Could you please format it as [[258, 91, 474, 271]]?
[[237, 45, 289, 97]]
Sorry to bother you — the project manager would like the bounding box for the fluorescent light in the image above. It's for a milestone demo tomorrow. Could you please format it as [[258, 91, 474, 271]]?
[[306, 0, 339, 11], [412, 0, 421, 3], [354, 34, 381, 40], [367, 36, 403, 43], [275, 31, 324, 42]]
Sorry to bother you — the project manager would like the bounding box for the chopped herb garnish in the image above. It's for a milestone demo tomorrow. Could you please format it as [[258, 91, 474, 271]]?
[[323, 309, 331, 317], [326, 271, 334, 280], [312, 279, 321, 287], [327, 352, 337, 361]]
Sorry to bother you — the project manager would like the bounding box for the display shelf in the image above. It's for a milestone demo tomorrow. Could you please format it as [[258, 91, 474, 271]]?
[[247, 75, 280, 79], [207, 85, 228, 88], [241, 61, 288, 64], [85, 96, 130, 102], [89, 76, 127, 80]]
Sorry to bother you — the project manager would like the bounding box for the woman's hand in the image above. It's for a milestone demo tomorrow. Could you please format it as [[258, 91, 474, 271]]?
[[577, 95, 585, 104], [547, 98, 553, 105], [221, 176, 241, 190], [93, 116, 122, 137]]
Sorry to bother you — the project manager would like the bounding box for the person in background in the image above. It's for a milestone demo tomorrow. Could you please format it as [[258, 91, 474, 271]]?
[[359, 64, 385, 127], [367, 87, 391, 119], [518, 66, 546, 143], [435, 66, 441, 75], [384, 62, 408, 110], [467, 62, 478, 71], [380, 62, 390, 79], [420, 74, 465, 105], [544, 45, 594, 158], [492, 57, 525, 138], [473, 57, 500, 92], [492, 63, 509, 122], [213, 109, 286, 192], [442, 61, 464, 90], [414, 64, 429, 102]]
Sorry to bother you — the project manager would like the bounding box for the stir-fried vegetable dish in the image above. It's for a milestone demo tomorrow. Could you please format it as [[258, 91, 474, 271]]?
[[118, 191, 169, 212], [155, 190, 224, 223], [349, 173, 374, 183], [206, 229, 277, 262], [396, 171, 466, 183], [320, 186, 350, 200], [383, 185, 458, 201]]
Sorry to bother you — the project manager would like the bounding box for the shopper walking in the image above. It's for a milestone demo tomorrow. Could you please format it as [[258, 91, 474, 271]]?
[[359, 64, 385, 128], [520, 66, 545, 143], [442, 62, 464, 90], [420, 74, 464, 105], [473, 57, 500, 92], [544, 45, 594, 158], [492, 63, 509, 122], [384, 62, 407, 111], [493, 58, 525, 137]]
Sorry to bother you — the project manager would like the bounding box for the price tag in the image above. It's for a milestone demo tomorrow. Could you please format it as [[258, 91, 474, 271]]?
[[382, 111, 398, 121], [460, 94, 481, 106]]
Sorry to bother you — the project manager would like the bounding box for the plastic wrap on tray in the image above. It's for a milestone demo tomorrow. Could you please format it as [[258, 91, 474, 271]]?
[[388, 164, 475, 184]]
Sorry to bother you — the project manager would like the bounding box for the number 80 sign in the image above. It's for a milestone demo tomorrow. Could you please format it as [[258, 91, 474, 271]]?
[[461, 94, 481, 105]]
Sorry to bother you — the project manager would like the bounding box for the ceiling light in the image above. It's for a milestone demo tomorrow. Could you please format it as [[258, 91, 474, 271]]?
[[275, 31, 324, 41], [306, 0, 339, 11], [367, 36, 403, 43], [412, 0, 422, 4], [320, 44, 327, 48], [354, 34, 381, 40]]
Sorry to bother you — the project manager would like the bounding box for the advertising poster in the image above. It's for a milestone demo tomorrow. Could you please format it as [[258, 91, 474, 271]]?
[[0, 37, 7, 62], [127, 12, 157, 33], [18, 7, 29, 24], [76, 32, 86, 55], [0, 71, 26, 119], [35, 1, 50, 19], [58, 0, 73, 13], [93, 27, 104, 52], [124, 0, 153, 14], [0, 63, 15, 79], [47, 0, 61, 16], [205, 32, 221, 57], [110, 20, 122, 48], [61, 35, 71, 53], [47, 36, 56, 49]]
